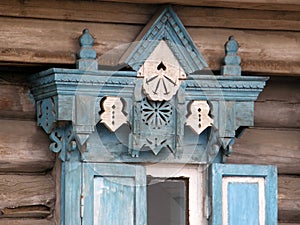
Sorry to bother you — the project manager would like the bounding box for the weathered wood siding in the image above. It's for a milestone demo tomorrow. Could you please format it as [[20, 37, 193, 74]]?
[[0, 80, 55, 223], [0, 0, 300, 75], [0, 0, 299, 224]]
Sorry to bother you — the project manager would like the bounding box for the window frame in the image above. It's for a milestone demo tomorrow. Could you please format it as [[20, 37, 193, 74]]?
[[146, 163, 206, 225]]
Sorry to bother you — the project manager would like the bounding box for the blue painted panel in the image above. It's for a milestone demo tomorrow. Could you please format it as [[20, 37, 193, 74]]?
[[209, 164, 277, 225], [82, 163, 146, 225], [228, 183, 259, 225], [94, 177, 135, 225]]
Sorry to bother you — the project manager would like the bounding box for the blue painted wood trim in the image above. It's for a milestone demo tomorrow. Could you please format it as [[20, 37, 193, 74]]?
[[62, 160, 81, 225], [82, 163, 147, 225], [209, 163, 277, 225], [121, 5, 208, 73]]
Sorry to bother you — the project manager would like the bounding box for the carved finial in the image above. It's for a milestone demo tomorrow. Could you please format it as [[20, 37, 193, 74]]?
[[79, 29, 94, 47], [221, 36, 241, 76], [76, 29, 98, 71]]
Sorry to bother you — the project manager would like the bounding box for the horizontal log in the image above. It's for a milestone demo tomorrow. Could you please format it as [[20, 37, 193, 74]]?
[[278, 176, 300, 223], [52, 158, 61, 225], [227, 128, 300, 174], [0, 84, 35, 120], [0, 219, 52, 225], [1, 206, 50, 218], [188, 28, 300, 75], [0, 119, 54, 172], [254, 76, 300, 128], [1, 1, 300, 31], [257, 77, 300, 103], [175, 6, 300, 31], [97, 0, 300, 11], [254, 101, 300, 128], [279, 224, 300, 225], [0, 17, 299, 75], [0, 0, 155, 26], [0, 174, 55, 210]]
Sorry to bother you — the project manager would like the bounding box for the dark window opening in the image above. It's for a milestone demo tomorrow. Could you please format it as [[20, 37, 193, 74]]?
[[147, 177, 189, 225]]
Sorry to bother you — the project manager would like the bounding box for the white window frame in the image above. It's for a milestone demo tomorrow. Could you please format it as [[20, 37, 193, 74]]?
[[146, 164, 206, 225]]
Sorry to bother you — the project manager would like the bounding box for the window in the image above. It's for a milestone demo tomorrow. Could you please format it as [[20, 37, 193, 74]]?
[[146, 164, 206, 225], [147, 178, 188, 225]]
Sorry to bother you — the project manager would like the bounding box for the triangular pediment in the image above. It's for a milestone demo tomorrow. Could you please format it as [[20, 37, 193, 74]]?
[[120, 6, 208, 74]]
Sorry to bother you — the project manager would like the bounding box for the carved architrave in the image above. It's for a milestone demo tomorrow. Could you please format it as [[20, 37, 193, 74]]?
[[186, 101, 213, 135], [100, 97, 127, 132], [30, 20, 268, 164]]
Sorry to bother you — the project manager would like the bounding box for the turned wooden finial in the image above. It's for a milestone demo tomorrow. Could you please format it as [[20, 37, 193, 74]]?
[[77, 29, 98, 70], [221, 36, 241, 76]]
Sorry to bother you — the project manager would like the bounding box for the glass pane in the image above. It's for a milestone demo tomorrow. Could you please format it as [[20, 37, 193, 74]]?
[[147, 177, 188, 225]]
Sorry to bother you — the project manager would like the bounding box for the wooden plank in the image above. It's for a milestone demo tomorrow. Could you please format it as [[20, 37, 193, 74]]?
[[0, 119, 55, 172], [254, 77, 300, 128], [0, 174, 55, 210], [257, 77, 300, 103], [0, 17, 140, 65], [0, 0, 156, 25], [0, 1, 299, 31], [279, 224, 300, 225], [52, 157, 61, 225], [187, 28, 300, 75], [0, 17, 299, 75], [227, 128, 300, 175], [255, 101, 300, 128], [97, 0, 300, 11], [0, 219, 52, 225], [1, 206, 50, 218], [174, 6, 300, 31], [278, 176, 300, 223], [0, 84, 35, 120]]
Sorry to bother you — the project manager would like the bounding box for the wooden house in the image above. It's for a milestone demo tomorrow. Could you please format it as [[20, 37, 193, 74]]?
[[0, 0, 299, 224]]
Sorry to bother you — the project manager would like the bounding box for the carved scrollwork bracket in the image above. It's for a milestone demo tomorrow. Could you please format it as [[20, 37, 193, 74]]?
[[36, 97, 77, 161], [37, 97, 57, 134], [50, 123, 77, 161]]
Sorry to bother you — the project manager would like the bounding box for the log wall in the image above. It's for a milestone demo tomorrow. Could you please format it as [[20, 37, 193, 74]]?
[[0, 0, 299, 224], [0, 79, 55, 223], [0, 0, 300, 75]]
